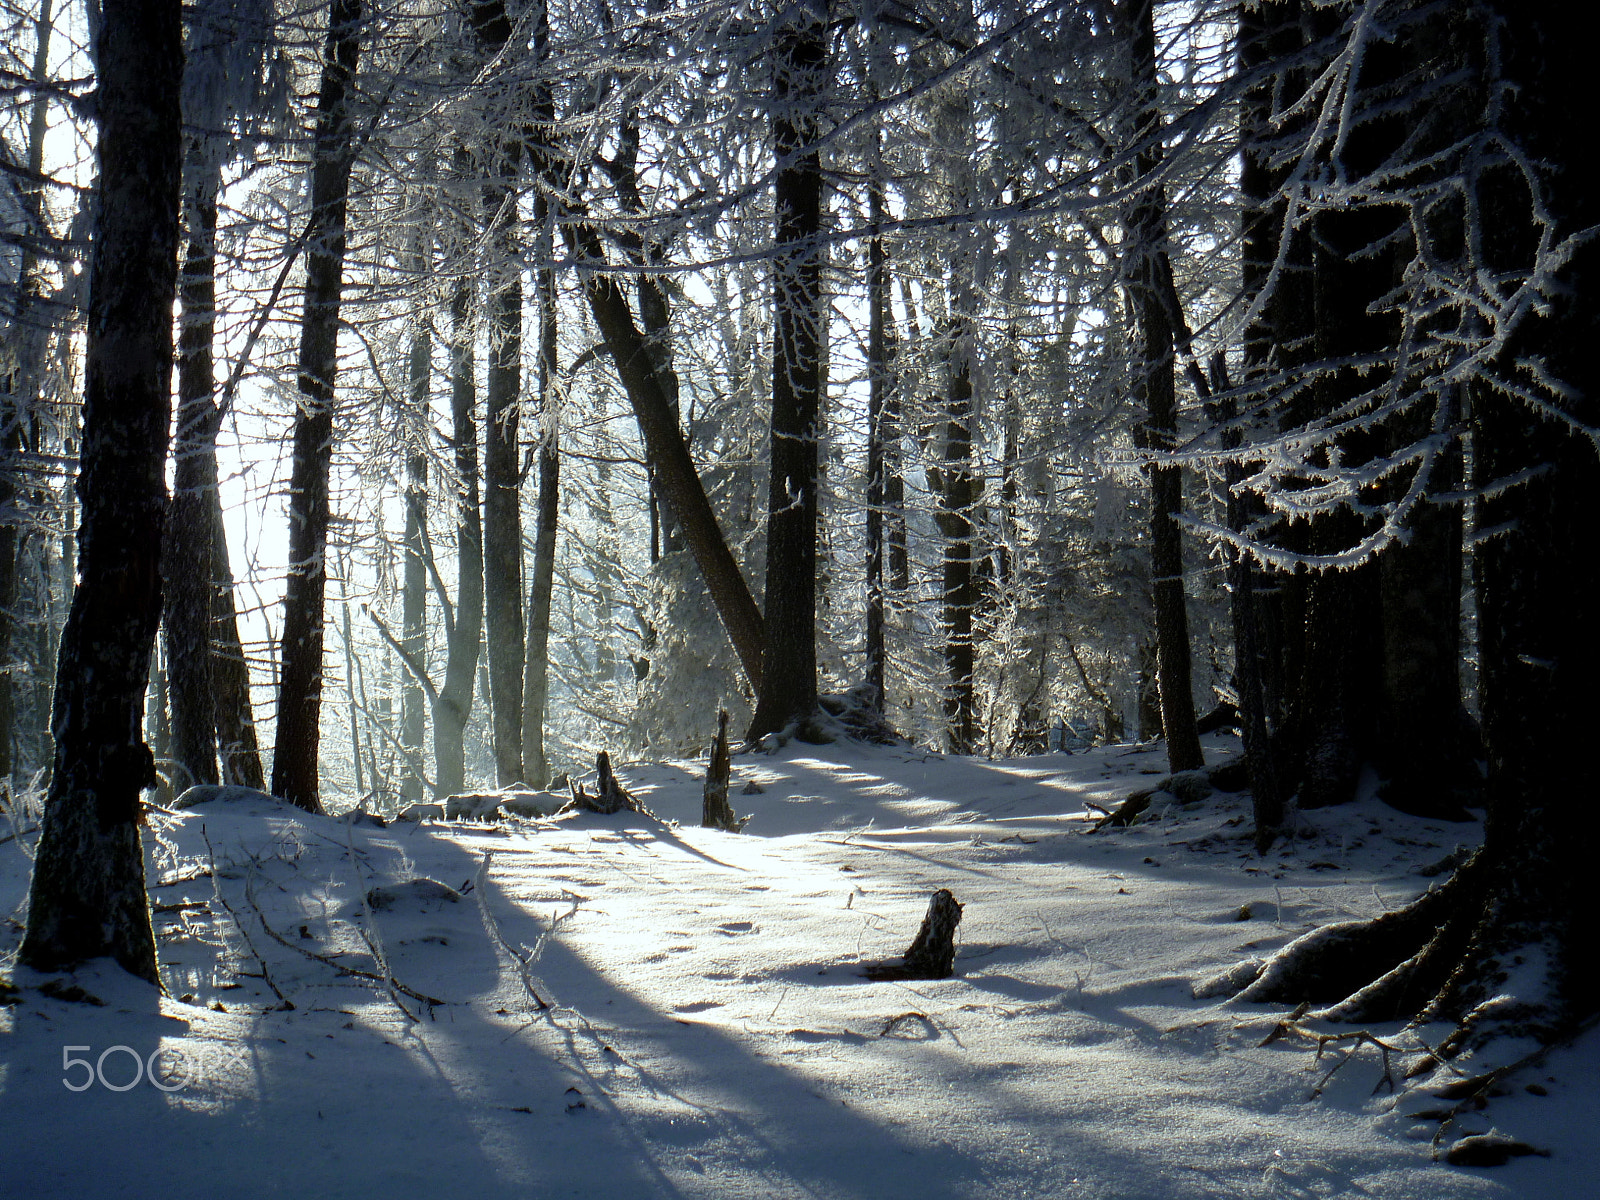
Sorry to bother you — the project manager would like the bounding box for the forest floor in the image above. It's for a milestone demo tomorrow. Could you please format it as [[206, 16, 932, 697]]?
[[0, 733, 1593, 1199]]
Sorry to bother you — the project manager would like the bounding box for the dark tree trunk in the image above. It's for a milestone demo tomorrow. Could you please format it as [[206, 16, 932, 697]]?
[[520, 0, 559, 790], [564, 221, 765, 692], [1232, 0, 1294, 849], [272, 0, 362, 813], [20, 0, 183, 983], [1377, 436, 1476, 819], [933, 321, 978, 754], [1120, 0, 1202, 775], [864, 147, 893, 712], [748, 0, 829, 742], [472, 0, 526, 789], [434, 274, 484, 797], [1231, 0, 1599, 1049], [162, 155, 224, 794]]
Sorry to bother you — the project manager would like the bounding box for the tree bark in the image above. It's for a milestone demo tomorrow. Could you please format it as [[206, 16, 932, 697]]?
[[1232, 0, 1294, 850], [471, 0, 526, 788], [272, 0, 362, 813], [434, 272, 484, 797], [933, 320, 978, 754], [748, 0, 830, 742], [517, 0, 560, 790], [864, 139, 894, 712], [400, 286, 430, 803], [162, 154, 224, 794], [20, 0, 183, 983], [1229, 0, 1599, 1047], [1120, 0, 1202, 775]]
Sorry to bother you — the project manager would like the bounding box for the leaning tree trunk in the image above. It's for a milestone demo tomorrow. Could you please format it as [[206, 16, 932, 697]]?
[[564, 220, 765, 692], [20, 0, 183, 983], [271, 0, 362, 812], [748, 0, 829, 742]]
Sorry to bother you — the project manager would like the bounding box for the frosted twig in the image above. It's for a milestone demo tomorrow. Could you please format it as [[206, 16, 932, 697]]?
[[472, 852, 549, 1012]]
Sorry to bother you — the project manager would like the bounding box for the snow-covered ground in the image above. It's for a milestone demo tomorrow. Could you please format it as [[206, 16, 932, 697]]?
[[1, 734, 1592, 1198]]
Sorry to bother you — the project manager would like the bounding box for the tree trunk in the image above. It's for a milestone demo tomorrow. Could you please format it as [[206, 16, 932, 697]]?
[[519, 0, 559, 791], [20, 0, 182, 983], [472, 0, 526, 789], [564, 220, 765, 692], [748, 0, 830, 742], [272, 0, 362, 813], [210, 490, 265, 789], [434, 272, 484, 797], [935, 320, 978, 754], [1120, 0, 1202, 775], [162, 154, 224, 794], [400, 294, 430, 803], [864, 141, 894, 712], [1232, 0, 1293, 850]]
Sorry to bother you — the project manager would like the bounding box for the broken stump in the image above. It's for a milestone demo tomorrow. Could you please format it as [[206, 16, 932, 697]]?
[[702, 710, 745, 832], [865, 889, 964, 981]]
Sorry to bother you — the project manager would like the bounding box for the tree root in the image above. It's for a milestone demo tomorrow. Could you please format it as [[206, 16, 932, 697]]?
[[1234, 851, 1485, 1017]]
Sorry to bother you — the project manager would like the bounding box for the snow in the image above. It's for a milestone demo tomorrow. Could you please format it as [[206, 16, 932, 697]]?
[[2, 734, 1593, 1198]]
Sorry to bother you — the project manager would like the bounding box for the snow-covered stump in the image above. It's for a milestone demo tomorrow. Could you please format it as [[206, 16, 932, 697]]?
[[867, 889, 964, 981]]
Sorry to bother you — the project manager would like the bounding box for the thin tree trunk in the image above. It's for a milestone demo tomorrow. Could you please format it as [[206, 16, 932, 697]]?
[[864, 128, 893, 712], [749, 0, 829, 741], [400, 284, 430, 803], [1121, 0, 1202, 774], [434, 273, 484, 797], [272, 0, 362, 813], [519, 0, 559, 790], [20, 0, 182, 982], [210, 490, 265, 789]]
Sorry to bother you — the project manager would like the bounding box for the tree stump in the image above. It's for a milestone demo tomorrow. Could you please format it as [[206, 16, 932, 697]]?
[[866, 889, 964, 981], [563, 751, 640, 815], [702, 710, 745, 832]]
